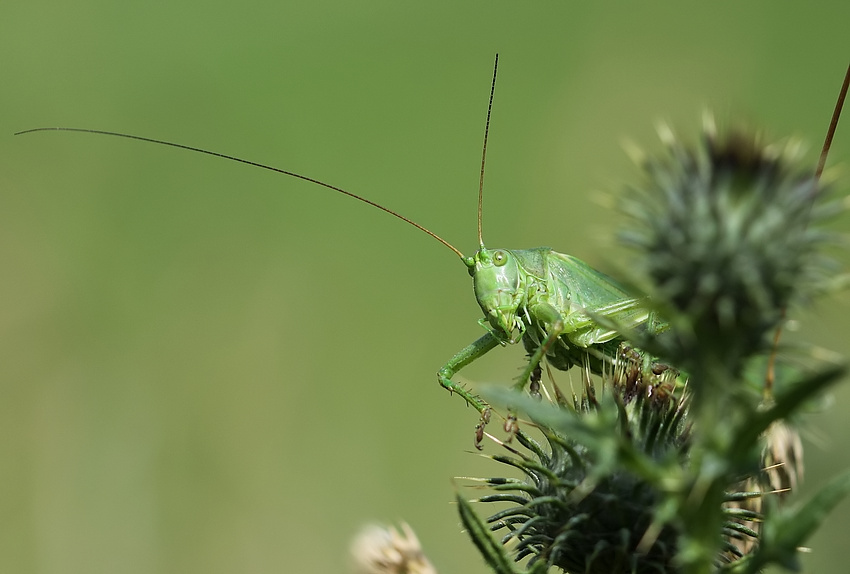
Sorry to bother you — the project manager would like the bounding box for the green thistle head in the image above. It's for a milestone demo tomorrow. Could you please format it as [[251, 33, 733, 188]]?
[[619, 119, 839, 376], [464, 348, 765, 573]]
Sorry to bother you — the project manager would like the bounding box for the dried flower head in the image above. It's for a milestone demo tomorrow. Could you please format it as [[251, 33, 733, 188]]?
[[351, 522, 437, 574]]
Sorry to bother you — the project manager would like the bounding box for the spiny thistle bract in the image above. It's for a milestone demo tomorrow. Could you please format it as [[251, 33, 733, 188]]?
[[479, 352, 693, 574], [457, 124, 850, 574], [463, 349, 762, 574]]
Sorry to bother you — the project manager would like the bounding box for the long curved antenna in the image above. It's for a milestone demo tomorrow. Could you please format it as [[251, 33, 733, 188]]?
[[814, 61, 850, 183], [15, 127, 466, 259], [478, 54, 498, 248]]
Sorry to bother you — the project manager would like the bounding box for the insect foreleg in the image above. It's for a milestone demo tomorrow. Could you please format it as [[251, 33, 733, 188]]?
[[514, 298, 652, 392], [514, 302, 565, 392], [438, 332, 500, 413]]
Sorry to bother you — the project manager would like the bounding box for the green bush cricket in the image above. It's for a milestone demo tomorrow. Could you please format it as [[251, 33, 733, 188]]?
[[16, 55, 663, 429]]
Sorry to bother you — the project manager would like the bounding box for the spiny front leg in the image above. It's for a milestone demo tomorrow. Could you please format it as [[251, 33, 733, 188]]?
[[514, 302, 564, 392], [437, 332, 500, 414]]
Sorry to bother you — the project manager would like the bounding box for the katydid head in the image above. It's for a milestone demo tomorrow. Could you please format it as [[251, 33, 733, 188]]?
[[469, 248, 526, 343], [462, 56, 527, 342]]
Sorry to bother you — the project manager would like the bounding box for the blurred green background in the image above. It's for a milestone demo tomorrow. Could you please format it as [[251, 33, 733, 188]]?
[[3, 3, 850, 573]]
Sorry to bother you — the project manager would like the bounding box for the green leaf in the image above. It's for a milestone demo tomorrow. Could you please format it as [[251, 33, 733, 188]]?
[[730, 364, 845, 462], [456, 493, 521, 574]]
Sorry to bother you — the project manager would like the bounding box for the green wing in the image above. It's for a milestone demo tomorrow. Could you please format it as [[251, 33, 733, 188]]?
[[528, 249, 650, 346]]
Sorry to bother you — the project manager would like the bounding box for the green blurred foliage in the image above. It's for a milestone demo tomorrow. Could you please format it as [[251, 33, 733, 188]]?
[[2, 3, 849, 573]]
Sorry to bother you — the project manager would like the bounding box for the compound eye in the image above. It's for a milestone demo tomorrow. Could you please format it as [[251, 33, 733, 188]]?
[[493, 250, 508, 267]]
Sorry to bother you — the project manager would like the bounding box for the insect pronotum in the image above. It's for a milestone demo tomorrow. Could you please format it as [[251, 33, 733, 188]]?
[[16, 57, 850, 428]]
